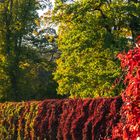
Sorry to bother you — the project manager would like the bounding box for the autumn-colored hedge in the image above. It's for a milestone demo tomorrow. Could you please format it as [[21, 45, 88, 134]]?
[[0, 97, 122, 140]]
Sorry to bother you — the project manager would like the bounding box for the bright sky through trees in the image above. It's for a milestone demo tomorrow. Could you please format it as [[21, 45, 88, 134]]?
[[37, 0, 55, 17]]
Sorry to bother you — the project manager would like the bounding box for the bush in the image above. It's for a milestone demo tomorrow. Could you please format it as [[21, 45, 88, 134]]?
[[112, 37, 140, 140], [0, 97, 122, 139]]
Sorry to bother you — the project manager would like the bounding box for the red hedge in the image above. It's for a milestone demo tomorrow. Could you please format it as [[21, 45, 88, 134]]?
[[0, 97, 122, 139]]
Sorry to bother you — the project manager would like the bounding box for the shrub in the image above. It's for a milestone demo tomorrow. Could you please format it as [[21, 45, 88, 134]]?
[[112, 37, 140, 140], [0, 97, 122, 139]]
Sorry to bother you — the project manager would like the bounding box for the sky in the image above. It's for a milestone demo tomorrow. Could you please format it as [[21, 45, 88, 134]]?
[[37, 0, 55, 17]]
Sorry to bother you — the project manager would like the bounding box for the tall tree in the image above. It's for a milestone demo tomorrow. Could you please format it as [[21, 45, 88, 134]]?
[[0, 0, 40, 101], [0, 0, 60, 101], [53, 0, 140, 98]]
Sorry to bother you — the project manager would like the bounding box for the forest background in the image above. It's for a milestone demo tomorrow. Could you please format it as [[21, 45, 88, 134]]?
[[0, 0, 140, 102]]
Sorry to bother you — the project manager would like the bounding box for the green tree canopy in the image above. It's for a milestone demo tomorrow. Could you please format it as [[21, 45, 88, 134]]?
[[53, 0, 140, 98]]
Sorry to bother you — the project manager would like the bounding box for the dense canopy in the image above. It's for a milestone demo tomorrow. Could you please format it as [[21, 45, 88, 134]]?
[[53, 0, 140, 98]]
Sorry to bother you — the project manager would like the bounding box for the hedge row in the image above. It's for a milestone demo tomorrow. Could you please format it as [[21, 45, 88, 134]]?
[[0, 96, 122, 140]]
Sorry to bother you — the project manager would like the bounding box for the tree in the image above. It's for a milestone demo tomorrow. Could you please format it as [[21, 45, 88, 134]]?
[[53, 0, 140, 98], [0, 0, 60, 101], [17, 9, 61, 101], [0, 0, 40, 101]]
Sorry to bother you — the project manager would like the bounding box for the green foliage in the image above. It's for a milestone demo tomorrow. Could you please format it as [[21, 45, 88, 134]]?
[[0, 0, 39, 101], [53, 0, 140, 98], [0, 0, 59, 101]]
